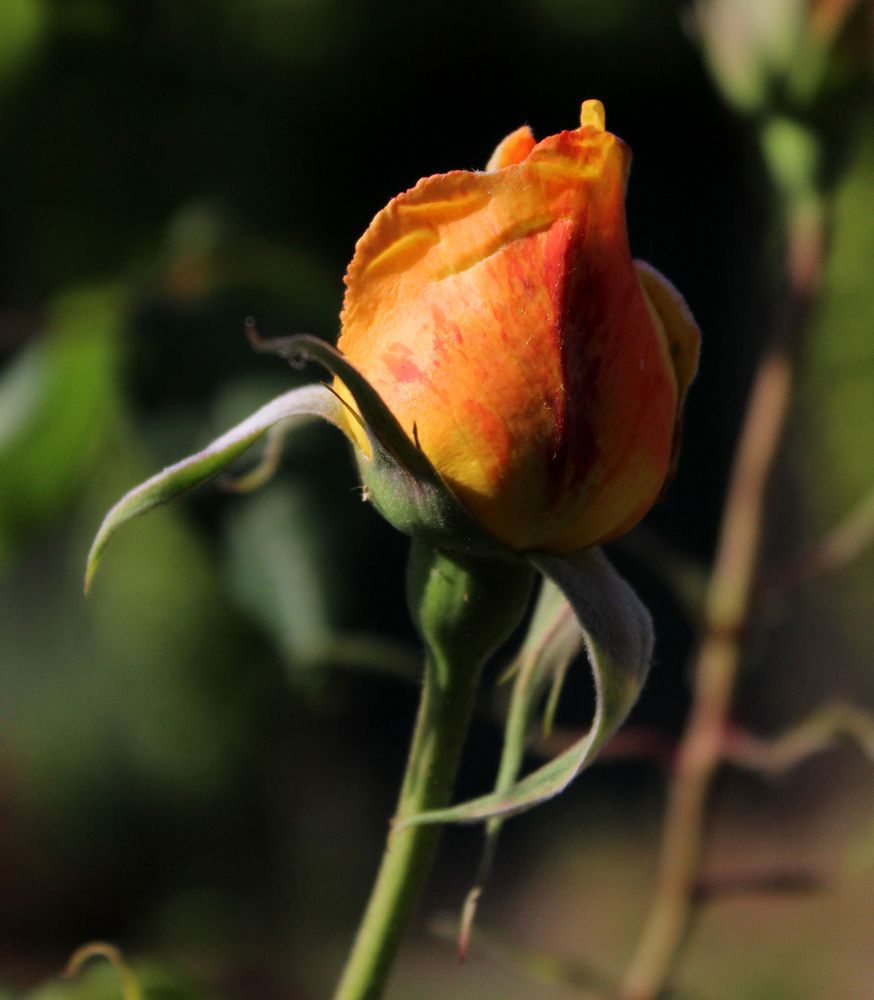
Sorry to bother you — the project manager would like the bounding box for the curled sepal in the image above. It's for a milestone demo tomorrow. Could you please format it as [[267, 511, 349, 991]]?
[[458, 579, 584, 958], [247, 329, 503, 557], [399, 547, 653, 827], [220, 420, 292, 493], [85, 382, 345, 591]]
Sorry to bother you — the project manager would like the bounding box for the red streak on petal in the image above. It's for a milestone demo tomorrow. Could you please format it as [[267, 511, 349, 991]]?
[[431, 304, 464, 348], [385, 357, 424, 384], [383, 350, 425, 384]]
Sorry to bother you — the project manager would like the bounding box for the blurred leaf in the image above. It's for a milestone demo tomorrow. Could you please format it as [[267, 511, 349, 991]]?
[[695, 0, 805, 113], [2, 396, 286, 818], [0, 287, 122, 566], [0, 0, 45, 90], [223, 474, 419, 681], [802, 125, 874, 493], [794, 121, 874, 694], [223, 478, 335, 664]]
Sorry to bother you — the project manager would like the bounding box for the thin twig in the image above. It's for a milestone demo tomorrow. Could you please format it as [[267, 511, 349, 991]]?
[[765, 485, 874, 590], [529, 724, 677, 770], [691, 868, 827, 902], [618, 195, 828, 1000], [530, 698, 874, 778], [725, 701, 874, 774]]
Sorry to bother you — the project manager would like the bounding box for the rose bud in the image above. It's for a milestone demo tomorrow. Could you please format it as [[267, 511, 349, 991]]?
[[335, 100, 699, 554]]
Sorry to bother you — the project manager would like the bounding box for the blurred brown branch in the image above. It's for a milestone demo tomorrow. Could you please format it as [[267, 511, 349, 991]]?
[[691, 868, 828, 903], [532, 698, 874, 777], [724, 702, 874, 774], [618, 177, 830, 1000]]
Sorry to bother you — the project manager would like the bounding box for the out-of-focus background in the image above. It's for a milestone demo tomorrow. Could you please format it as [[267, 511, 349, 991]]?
[[1, 1, 873, 997]]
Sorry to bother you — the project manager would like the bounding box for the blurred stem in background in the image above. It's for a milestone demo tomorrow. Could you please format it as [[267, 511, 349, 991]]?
[[620, 141, 827, 1000], [618, 0, 870, 994]]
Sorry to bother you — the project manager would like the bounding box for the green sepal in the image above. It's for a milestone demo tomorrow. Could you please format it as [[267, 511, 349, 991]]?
[[457, 578, 584, 957], [403, 541, 535, 960], [398, 546, 653, 827], [86, 325, 508, 592], [248, 330, 506, 558], [85, 382, 345, 591], [406, 540, 535, 687]]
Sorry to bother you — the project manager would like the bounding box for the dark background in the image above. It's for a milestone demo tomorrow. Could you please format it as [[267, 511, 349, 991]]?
[[1, 1, 873, 997]]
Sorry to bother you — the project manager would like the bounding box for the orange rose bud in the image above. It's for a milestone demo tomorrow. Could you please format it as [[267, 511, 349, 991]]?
[[336, 101, 700, 553]]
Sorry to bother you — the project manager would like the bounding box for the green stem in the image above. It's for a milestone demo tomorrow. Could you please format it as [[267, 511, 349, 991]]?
[[333, 543, 533, 1000], [332, 644, 482, 1000]]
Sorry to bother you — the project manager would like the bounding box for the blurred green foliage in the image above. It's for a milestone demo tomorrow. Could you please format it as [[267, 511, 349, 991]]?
[[0, 0, 44, 88], [1, 1, 872, 998], [787, 119, 874, 712], [0, 288, 121, 563], [803, 124, 874, 507], [24, 956, 203, 1000]]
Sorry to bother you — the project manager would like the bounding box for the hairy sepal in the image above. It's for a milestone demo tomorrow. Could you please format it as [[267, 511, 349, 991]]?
[[85, 382, 344, 591], [399, 546, 653, 827], [249, 333, 505, 557], [457, 578, 585, 957]]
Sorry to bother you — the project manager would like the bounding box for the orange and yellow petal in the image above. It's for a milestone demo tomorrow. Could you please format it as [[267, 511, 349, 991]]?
[[635, 260, 700, 405], [337, 103, 686, 552], [486, 125, 536, 171], [635, 259, 701, 483]]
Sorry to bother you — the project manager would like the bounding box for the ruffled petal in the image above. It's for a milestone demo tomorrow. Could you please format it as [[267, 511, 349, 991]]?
[[337, 106, 689, 552], [486, 125, 536, 171]]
